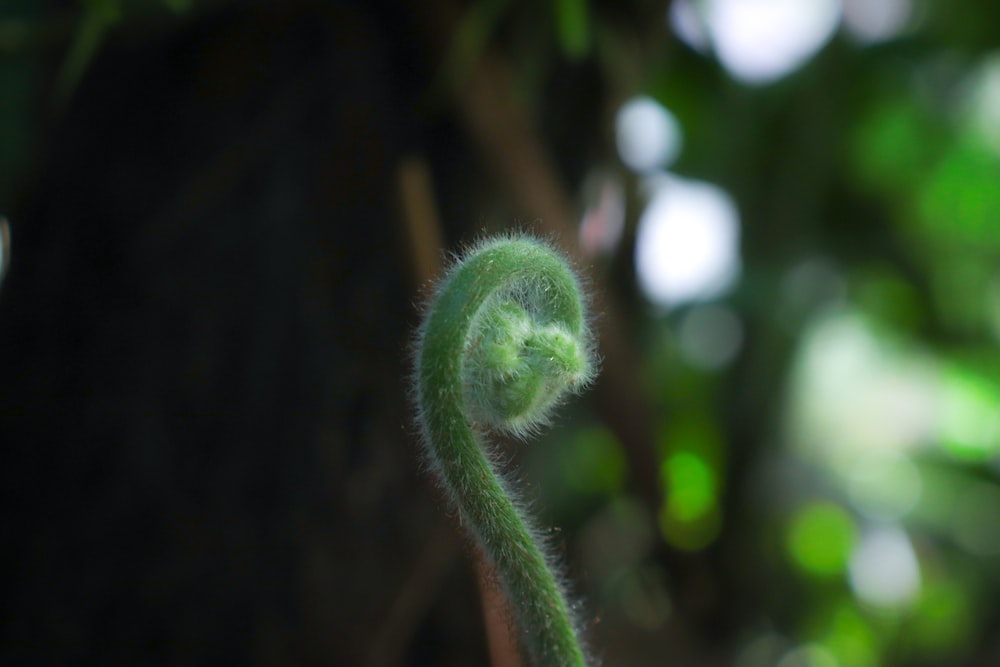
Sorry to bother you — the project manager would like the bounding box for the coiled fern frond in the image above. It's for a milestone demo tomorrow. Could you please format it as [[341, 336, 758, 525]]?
[[414, 234, 597, 667]]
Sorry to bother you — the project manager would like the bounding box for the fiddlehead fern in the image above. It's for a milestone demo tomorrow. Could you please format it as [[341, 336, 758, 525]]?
[[414, 234, 597, 667]]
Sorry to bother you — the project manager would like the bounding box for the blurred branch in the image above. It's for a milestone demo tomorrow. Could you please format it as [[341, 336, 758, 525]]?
[[367, 521, 461, 667], [397, 156, 446, 287]]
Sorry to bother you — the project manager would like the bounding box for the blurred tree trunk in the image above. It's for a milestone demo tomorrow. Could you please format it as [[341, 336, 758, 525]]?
[[0, 2, 485, 664]]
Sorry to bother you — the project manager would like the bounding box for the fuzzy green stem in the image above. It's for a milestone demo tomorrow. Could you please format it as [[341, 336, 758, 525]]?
[[415, 235, 595, 667]]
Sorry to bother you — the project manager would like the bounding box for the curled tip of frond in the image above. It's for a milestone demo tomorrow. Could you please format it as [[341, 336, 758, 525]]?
[[464, 299, 594, 437]]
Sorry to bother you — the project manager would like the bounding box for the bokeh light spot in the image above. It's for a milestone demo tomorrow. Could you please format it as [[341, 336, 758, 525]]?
[[787, 502, 856, 577], [849, 526, 921, 610], [668, 0, 710, 53], [677, 305, 744, 370], [919, 140, 1000, 251], [554, 0, 591, 60], [938, 367, 1000, 462], [962, 54, 1000, 157], [821, 603, 879, 667], [664, 452, 717, 522], [851, 95, 939, 195], [658, 447, 721, 551], [635, 175, 741, 309], [780, 258, 846, 324], [615, 96, 682, 173], [847, 451, 922, 521], [578, 172, 625, 257], [842, 0, 912, 44], [786, 311, 940, 463], [674, 0, 840, 85], [908, 579, 974, 655]]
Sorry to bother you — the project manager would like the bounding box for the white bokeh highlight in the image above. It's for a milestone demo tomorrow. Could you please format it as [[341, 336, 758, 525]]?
[[849, 525, 921, 609], [786, 311, 941, 463], [670, 0, 841, 85], [842, 0, 912, 44], [616, 96, 683, 173], [669, 0, 710, 52], [635, 176, 741, 309], [964, 54, 1000, 158]]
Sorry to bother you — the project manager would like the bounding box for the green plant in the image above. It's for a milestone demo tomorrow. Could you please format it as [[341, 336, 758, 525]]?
[[414, 234, 597, 667]]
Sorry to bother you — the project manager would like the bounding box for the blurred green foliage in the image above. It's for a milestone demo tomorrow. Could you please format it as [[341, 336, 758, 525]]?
[[514, 1, 1000, 664], [787, 503, 856, 578]]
